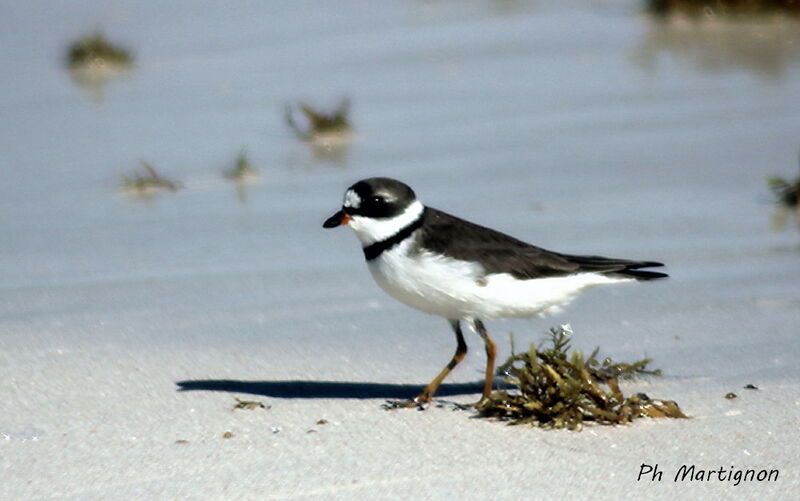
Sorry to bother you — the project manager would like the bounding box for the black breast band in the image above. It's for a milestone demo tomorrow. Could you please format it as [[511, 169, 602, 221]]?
[[362, 210, 426, 261]]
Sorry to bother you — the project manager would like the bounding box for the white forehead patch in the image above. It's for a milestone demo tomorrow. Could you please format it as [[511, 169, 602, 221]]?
[[343, 189, 361, 209]]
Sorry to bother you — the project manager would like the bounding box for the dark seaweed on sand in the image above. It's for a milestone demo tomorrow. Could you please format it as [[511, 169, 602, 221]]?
[[768, 176, 800, 209], [223, 152, 259, 182], [285, 98, 353, 141], [232, 398, 269, 410], [767, 160, 800, 230], [66, 31, 133, 69], [120, 162, 181, 197], [646, 0, 800, 18], [477, 326, 685, 429]]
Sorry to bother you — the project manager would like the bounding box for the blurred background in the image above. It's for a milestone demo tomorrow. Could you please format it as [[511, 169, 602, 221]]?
[[2, 0, 799, 384]]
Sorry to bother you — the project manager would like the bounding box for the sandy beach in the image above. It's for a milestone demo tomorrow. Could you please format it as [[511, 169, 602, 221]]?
[[2, 1, 799, 499]]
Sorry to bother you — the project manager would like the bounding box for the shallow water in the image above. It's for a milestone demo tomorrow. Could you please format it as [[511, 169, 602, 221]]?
[[1, 1, 799, 499]]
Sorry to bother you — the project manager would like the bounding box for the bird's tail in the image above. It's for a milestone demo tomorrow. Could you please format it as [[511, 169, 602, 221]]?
[[566, 255, 669, 281], [616, 267, 669, 280]]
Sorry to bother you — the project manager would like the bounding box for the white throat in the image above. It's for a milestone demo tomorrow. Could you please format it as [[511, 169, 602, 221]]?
[[347, 200, 425, 246]]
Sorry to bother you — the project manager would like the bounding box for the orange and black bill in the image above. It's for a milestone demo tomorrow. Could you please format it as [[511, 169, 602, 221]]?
[[323, 210, 351, 228]]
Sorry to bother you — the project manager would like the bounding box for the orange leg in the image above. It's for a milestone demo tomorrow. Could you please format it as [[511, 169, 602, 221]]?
[[472, 319, 496, 401], [410, 319, 467, 405]]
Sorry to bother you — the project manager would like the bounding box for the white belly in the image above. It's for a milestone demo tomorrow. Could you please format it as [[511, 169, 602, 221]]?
[[367, 240, 632, 320]]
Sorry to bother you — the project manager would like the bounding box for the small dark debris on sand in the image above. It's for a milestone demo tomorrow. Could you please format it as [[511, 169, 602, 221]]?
[[233, 398, 269, 411], [223, 151, 259, 184], [66, 31, 133, 71], [769, 176, 800, 209], [306, 419, 330, 434], [476, 326, 686, 429], [768, 169, 800, 230], [285, 97, 354, 145], [119, 162, 181, 198]]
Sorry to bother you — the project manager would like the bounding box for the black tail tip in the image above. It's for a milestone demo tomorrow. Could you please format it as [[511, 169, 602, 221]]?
[[624, 269, 669, 280]]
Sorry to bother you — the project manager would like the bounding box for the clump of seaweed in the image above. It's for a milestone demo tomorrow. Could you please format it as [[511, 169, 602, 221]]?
[[119, 162, 181, 198], [635, 12, 800, 79], [768, 163, 800, 230], [645, 0, 800, 18], [285, 97, 354, 147], [223, 151, 259, 183], [223, 152, 260, 202], [768, 176, 799, 209], [65, 31, 133, 100], [66, 31, 133, 70], [477, 325, 686, 429]]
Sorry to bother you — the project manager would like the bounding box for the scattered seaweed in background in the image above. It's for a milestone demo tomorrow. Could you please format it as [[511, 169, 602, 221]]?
[[635, 4, 800, 79], [768, 159, 800, 230], [476, 325, 685, 429], [232, 398, 269, 411], [725, 392, 738, 399], [744, 383, 759, 390], [66, 31, 133, 69], [65, 31, 133, 99], [223, 151, 259, 183], [285, 97, 353, 148], [768, 176, 800, 208], [119, 162, 181, 199], [646, 0, 800, 18], [223, 151, 260, 202]]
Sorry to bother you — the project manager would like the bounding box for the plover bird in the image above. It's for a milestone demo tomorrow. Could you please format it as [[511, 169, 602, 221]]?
[[324, 177, 667, 407]]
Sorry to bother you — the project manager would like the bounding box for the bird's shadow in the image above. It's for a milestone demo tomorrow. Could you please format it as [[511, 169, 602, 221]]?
[[175, 379, 491, 400]]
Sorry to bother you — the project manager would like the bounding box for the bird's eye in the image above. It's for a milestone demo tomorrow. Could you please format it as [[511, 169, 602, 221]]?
[[371, 196, 385, 204]]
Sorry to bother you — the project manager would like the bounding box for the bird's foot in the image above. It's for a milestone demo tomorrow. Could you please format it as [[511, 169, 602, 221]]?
[[382, 393, 432, 410], [469, 396, 493, 411], [382, 399, 427, 410]]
